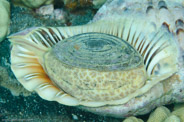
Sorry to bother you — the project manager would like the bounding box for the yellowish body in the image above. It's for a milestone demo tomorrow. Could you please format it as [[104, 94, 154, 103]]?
[[45, 51, 147, 101]]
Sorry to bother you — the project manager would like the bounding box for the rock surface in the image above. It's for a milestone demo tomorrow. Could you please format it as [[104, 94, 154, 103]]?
[[123, 104, 184, 122]]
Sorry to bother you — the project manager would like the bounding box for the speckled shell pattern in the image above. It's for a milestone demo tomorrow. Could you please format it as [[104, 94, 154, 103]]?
[[44, 33, 146, 102]]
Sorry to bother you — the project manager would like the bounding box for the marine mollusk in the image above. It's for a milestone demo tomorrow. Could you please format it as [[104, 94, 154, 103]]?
[[9, 14, 178, 108]]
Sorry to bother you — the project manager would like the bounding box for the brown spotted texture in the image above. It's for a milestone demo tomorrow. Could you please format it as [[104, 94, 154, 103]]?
[[44, 51, 147, 101]]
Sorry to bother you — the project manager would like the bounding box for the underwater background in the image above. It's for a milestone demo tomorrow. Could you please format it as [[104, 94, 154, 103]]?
[[0, 0, 184, 121]]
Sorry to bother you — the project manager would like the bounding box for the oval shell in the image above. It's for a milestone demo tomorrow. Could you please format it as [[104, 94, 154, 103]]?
[[44, 32, 146, 101]]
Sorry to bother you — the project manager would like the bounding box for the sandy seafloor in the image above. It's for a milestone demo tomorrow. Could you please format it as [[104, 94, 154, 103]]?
[[0, 1, 174, 122]]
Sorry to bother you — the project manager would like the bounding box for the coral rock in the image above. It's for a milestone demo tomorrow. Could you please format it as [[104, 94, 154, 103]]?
[[164, 115, 180, 122], [147, 106, 170, 122], [172, 106, 184, 122], [36, 4, 54, 16], [123, 116, 143, 122], [13, 0, 54, 8], [0, 0, 10, 42]]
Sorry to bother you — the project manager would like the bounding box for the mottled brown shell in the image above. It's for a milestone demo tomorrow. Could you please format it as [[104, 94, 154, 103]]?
[[9, 15, 178, 107], [44, 32, 146, 101]]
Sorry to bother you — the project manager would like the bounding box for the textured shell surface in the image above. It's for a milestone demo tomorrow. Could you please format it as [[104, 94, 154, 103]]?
[[49, 32, 142, 71], [8, 0, 184, 118], [44, 32, 146, 102]]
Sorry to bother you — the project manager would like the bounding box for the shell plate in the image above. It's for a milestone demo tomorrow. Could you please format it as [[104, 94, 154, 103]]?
[[52, 32, 143, 71]]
